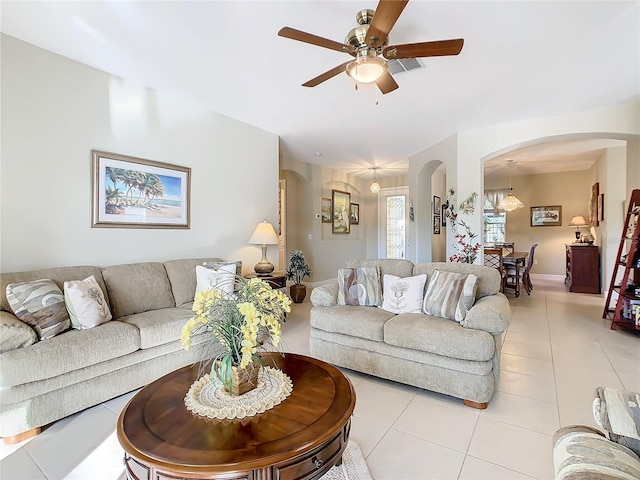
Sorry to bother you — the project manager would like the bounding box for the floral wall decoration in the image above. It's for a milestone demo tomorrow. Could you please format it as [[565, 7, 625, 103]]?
[[446, 189, 481, 264]]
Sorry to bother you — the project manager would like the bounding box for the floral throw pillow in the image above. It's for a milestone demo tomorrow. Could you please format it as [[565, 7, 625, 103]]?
[[6, 279, 71, 340], [195, 263, 236, 298], [337, 267, 382, 306], [423, 269, 478, 323], [381, 274, 427, 314], [64, 275, 112, 330]]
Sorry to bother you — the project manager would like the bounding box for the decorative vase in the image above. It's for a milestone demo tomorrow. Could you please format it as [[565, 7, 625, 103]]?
[[289, 284, 307, 303], [218, 362, 260, 396]]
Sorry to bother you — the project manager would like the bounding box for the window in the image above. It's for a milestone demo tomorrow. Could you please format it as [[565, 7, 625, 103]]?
[[484, 190, 507, 244]]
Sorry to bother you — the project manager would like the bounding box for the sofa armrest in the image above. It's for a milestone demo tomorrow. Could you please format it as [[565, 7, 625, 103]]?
[[0, 311, 38, 353], [310, 283, 339, 307], [462, 293, 511, 334]]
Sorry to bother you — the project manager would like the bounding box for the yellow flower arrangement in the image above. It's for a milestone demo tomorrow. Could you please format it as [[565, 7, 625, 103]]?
[[181, 275, 291, 392]]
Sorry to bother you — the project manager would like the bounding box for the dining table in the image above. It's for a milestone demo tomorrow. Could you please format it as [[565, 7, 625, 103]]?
[[502, 251, 529, 296]]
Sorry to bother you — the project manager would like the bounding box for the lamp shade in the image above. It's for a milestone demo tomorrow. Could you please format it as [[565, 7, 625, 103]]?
[[498, 192, 524, 212], [569, 215, 588, 226], [248, 221, 279, 245], [370, 181, 380, 194]]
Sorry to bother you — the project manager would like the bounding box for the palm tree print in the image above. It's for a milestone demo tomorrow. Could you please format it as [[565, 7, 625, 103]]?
[[105, 167, 168, 213]]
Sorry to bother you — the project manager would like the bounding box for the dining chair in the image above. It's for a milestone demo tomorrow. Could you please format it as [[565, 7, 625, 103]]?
[[504, 244, 538, 296], [501, 242, 515, 257], [484, 247, 505, 293]]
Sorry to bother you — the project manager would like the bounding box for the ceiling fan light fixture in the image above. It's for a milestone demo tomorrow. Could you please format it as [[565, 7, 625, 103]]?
[[346, 56, 387, 84]]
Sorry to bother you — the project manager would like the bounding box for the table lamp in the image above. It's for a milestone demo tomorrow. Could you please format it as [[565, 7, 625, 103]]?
[[249, 220, 279, 275], [569, 215, 589, 241]]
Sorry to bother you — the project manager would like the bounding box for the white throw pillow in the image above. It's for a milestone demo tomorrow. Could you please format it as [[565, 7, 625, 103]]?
[[423, 269, 478, 323], [64, 275, 112, 330], [381, 274, 427, 314], [195, 263, 236, 297]]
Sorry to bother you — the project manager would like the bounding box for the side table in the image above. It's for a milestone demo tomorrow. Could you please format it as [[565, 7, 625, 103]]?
[[244, 271, 287, 290]]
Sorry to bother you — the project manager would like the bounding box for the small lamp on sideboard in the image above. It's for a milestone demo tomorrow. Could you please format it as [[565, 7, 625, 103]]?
[[249, 220, 279, 275], [569, 215, 589, 242]]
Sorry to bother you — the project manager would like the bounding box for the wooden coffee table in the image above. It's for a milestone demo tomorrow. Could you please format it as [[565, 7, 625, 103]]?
[[117, 353, 355, 480]]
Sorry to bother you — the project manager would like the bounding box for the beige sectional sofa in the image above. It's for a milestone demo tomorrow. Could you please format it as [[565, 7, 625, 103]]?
[[0, 257, 227, 441], [310, 259, 511, 408]]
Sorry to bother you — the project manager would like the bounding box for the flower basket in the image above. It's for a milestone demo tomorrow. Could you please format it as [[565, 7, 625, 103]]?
[[224, 362, 260, 396]]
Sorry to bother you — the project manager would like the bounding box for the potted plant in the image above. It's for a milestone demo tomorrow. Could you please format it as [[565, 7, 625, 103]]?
[[181, 276, 291, 395], [285, 250, 311, 303]]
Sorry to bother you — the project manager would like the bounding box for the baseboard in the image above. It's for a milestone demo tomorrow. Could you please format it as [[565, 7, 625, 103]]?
[[529, 273, 565, 281]]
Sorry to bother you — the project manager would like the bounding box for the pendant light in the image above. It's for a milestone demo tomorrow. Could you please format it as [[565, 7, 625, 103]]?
[[370, 166, 380, 194], [498, 160, 524, 212]]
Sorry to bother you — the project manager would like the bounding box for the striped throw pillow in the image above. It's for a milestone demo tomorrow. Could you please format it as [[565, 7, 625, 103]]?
[[423, 269, 478, 323], [337, 267, 382, 306]]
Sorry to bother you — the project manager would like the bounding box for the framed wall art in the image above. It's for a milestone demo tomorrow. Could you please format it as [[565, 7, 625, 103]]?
[[433, 195, 441, 214], [433, 216, 441, 234], [91, 150, 190, 229], [332, 189, 350, 234], [350, 203, 360, 225], [590, 182, 599, 226], [530, 205, 562, 227], [441, 205, 447, 226], [321, 198, 331, 223]]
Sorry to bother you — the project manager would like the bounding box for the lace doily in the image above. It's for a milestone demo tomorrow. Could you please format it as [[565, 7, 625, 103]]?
[[184, 366, 293, 420]]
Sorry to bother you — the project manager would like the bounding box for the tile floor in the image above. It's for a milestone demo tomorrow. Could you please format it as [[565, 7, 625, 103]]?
[[1, 276, 639, 479]]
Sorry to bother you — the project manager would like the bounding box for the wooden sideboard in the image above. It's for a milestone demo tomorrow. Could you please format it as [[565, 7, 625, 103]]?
[[565, 244, 600, 294]]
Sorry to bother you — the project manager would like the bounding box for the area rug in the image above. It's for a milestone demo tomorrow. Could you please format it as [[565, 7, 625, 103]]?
[[69, 432, 371, 480]]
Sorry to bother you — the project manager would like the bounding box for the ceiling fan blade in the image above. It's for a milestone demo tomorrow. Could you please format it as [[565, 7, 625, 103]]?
[[383, 39, 464, 59], [365, 0, 409, 48], [375, 71, 399, 94], [278, 27, 354, 54], [302, 61, 351, 87]]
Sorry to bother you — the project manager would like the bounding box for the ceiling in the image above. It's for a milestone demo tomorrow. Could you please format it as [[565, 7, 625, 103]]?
[[1, 1, 638, 179]]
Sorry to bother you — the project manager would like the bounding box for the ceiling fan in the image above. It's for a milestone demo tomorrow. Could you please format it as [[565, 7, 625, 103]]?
[[278, 0, 464, 94]]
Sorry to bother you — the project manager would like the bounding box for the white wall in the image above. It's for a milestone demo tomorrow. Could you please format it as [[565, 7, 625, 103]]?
[[1, 35, 280, 272], [410, 100, 640, 266]]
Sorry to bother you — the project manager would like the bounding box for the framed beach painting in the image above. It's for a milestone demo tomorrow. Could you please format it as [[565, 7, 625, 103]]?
[[332, 189, 350, 234], [91, 150, 191, 228]]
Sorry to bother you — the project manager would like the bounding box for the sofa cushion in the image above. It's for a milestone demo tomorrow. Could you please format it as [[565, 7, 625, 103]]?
[[337, 267, 382, 306], [310, 305, 395, 342], [413, 262, 501, 299], [0, 311, 37, 353], [384, 313, 495, 362], [102, 262, 175, 318], [118, 307, 193, 349], [346, 259, 414, 279], [0, 320, 140, 386], [423, 269, 477, 323], [163, 257, 226, 307], [64, 275, 112, 330], [6, 279, 71, 340], [381, 274, 426, 314]]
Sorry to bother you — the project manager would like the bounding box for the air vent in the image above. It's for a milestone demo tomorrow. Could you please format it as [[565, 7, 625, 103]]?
[[387, 58, 424, 75]]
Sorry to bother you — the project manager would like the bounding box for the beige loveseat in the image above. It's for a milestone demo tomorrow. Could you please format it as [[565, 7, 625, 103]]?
[[0, 257, 228, 442], [310, 259, 511, 408]]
